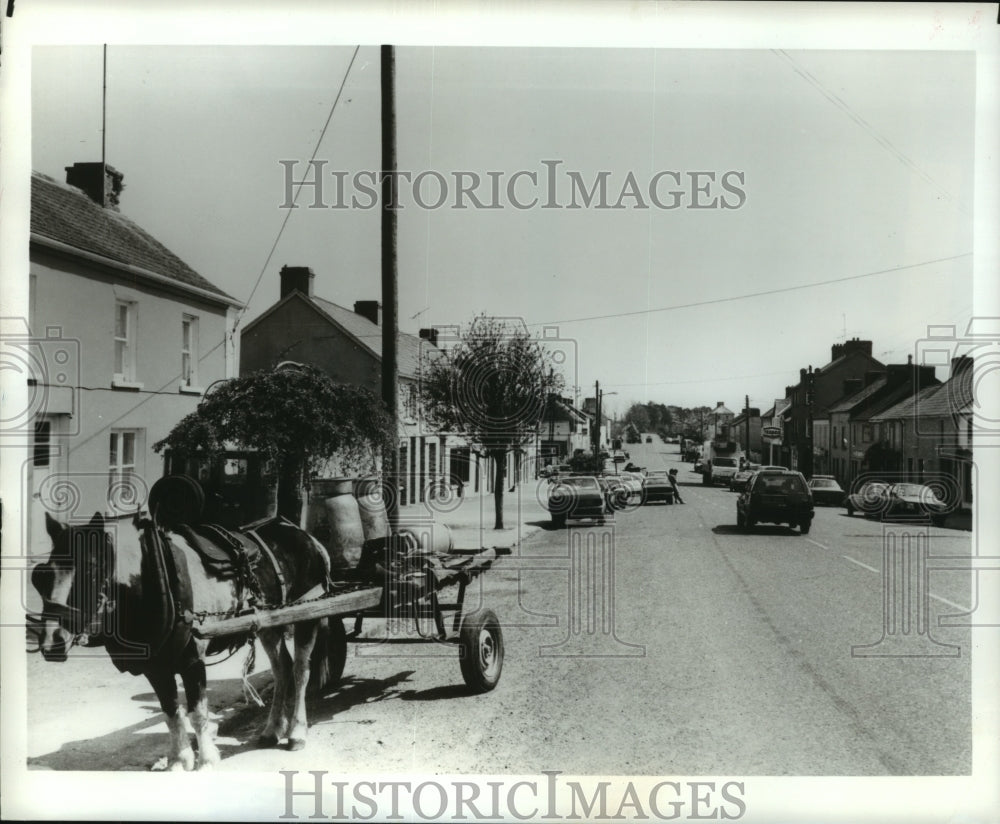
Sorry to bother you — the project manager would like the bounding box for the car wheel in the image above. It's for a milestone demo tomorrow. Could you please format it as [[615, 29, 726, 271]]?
[[736, 511, 746, 529], [846, 503, 855, 516], [800, 520, 812, 535], [746, 517, 756, 530], [551, 514, 565, 529]]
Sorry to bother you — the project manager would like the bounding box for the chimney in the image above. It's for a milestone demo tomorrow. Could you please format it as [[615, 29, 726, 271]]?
[[951, 356, 973, 375], [279, 266, 315, 299], [842, 378, 863, 397], [65, 162, 124, 210], [354, 300, 381, 326], [831, 343, 845, 362], [418, 327, 439, 347], [843, 337, 873, 357], [799, 368, 807, 384], [864, 369, 885, 387]]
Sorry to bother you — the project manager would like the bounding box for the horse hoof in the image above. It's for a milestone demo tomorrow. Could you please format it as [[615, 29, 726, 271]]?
[[258, 734, 280, 748], [287, 738, 306, 752]]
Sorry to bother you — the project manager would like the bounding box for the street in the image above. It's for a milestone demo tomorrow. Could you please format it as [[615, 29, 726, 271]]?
[[24, 441, 971, 775]]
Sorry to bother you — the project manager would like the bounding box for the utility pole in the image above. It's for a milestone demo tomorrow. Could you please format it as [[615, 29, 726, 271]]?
[[805, 366, 815, 480], [594, 380, 601, 472], [745, 394, 751, 463], [381, 44, 399, 522]]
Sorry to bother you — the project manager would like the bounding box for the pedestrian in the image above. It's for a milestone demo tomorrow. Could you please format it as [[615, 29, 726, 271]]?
[[668, 468, 685, 504]]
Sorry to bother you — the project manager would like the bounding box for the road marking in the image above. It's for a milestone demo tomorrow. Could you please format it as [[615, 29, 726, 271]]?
[[842, 554, 878, 573], [842, 555, 971, 612], [805, 538, 829, 550]]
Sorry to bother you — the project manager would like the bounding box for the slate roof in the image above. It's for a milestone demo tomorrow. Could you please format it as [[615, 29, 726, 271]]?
[[827, 377, 889, 414], [871, 367, 973, 421], [31, 171, 238, 304], [310, 296, 433, 380]]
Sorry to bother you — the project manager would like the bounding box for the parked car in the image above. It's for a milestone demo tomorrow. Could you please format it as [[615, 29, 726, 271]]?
[[844, 481, 891, 517], [642, 470, 675, 504], [737, 469, 814, 534], [546, 475, 608, 527], [543, 463, 572, 482], [729, 464, 761, 492], [808, 476, 845, 506], [618, 471, 645, 504], [883, 482, 951, 525]]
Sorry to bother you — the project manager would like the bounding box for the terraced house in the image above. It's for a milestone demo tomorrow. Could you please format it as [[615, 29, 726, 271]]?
[[26, 163, 242, 553], [239, 265, 491, 505]]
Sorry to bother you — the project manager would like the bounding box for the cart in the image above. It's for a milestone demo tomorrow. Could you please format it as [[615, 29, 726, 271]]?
[[188, 545, 511, 693]]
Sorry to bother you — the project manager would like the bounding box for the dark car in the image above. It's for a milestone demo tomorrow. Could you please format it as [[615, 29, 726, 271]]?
[[547, 475, 608, 527], [737, 470, 814, 534], [845, 481, 890, 517], [808, 476, 845, 506], [642, 470, 675, 504]]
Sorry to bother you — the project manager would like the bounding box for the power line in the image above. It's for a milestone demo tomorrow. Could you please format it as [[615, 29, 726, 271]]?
[[528, 252, 970, 327], [230, 45, 361, 337], [772, 50, 964, 214]]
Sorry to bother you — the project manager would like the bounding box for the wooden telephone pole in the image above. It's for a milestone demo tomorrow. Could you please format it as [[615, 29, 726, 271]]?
[[381, 45, 399, 521]]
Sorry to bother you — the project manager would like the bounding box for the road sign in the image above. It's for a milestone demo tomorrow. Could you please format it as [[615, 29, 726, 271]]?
[[762, 426, 782, 438]]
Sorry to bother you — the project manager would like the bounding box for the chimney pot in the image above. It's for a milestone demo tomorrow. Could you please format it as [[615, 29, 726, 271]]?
[[418, 327, 439, 347]]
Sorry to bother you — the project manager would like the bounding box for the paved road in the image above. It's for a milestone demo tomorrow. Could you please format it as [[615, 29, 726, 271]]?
[[25, 441, 971, 775]]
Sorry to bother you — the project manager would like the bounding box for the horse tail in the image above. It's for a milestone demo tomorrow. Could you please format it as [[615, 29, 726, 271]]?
[[307, 616, 348, 696]]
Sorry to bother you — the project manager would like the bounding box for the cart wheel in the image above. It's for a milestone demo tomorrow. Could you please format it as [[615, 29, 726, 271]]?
[[459, 609, 504, 693], [308, 617, 347, 696]]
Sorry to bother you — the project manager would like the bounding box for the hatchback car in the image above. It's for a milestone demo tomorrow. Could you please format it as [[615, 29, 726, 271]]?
[[808, 476, 845, 506], [547, 475, 608, 527], [737, 470, 814, 534]]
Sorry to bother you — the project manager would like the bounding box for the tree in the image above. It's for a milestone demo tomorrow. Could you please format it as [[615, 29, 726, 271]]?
[[154, 363, 396, 524], [420, 316, 564, 529]]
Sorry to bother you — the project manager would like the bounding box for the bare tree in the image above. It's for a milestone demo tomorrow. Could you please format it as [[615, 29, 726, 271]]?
[[420, 316, 564, 529]]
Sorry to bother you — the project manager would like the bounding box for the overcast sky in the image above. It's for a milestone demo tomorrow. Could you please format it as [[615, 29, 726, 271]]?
[[31, 45, 974, 413]]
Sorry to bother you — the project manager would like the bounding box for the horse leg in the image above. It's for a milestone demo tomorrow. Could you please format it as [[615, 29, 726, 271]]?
[[179, 645, 220, 770], [257, 628, 292, 747], [147, 666, 195, 771], [286, 620, 320, 751]]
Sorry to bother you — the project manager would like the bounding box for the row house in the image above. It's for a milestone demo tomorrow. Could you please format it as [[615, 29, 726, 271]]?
[[759, 398, 790, 466], [731, 406, 762, 462], [240, 266, 501, 505], [536, 395, 592, 468], [869, 357, 974, 509], [826, 358, 938, 488], [25, 164, 242, 553], [780, 338, 885, 475]]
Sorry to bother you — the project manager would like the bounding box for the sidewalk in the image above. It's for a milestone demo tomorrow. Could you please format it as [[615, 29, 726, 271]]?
[[395, 484, 550, 551]]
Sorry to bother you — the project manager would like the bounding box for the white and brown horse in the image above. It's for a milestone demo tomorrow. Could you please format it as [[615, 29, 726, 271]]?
[[32, 510, 333, 770]]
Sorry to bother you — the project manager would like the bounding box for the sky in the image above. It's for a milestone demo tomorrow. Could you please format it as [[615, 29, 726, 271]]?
[[29, 45, 975, 415]]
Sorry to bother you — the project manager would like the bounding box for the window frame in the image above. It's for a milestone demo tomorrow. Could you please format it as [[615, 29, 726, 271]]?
[[112, 300, 142, 389]]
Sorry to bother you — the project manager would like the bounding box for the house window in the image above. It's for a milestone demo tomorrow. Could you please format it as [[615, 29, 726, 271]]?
[[181, 315, 199, 386], [33, 419, 51, 467], [862, 424, 873, 443], [114, 300, 137, 381], [109, 429, 141, 498]]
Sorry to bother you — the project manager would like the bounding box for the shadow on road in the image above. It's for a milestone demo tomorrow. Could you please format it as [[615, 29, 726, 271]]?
[[712, 524, 802, 537]]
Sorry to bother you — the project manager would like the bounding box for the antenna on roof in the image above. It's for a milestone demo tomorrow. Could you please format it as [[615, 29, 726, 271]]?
[[101, 45, 107, 167]]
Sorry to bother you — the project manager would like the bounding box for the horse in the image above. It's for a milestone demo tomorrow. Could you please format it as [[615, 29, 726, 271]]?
[[32, 507, 333, 770]]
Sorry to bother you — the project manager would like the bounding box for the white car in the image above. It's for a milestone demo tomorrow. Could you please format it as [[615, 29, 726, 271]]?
[[618, 471, 645, 502]]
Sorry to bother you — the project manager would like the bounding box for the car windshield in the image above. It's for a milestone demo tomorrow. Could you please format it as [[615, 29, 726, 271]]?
[[714, 458, 738, 467], [647, 471, 668, 478], [861, 483, 889, 494], [893, 483, 941, 500], [756, 474, 807, 494], [810, 479, 840, 489], [555, 477, 598, 490]]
